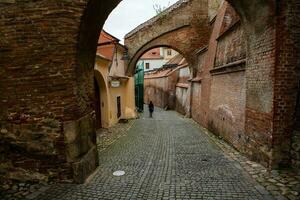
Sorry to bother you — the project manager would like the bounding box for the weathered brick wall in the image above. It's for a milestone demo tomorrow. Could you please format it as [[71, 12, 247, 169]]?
[[197, 3, 227, 132], [144, 66, 191, 115], [225, 0, 277, 167], [243, 24, 276, 166], [292, 87, 300, 168], [206, 7, 247, 150], [209, 71, 246, 149], [0, 0, 85, 184], [175, 66, 191, 115], [188, 1, 278, 168], [197, 50, 207, 72], [190, 50, 206, 123], [175, 86, 189, 115], [274, 0, 300, 168], [0, 0, 121, 184], [214, 24, 246, 67], [167, 71, 179, 109], [0, 0, 299, 186], [144, 77, 169, 108], [191, 82, 202, 123]]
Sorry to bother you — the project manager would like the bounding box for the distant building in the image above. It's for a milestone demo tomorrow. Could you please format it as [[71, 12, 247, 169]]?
[[138, 47, 178, 72], [94, 30, 137, 128], [144, 54, 191, 115], [161, 47, 178, 63]]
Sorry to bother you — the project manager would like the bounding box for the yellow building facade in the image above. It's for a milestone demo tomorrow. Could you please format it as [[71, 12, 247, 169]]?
[[94, 31, 136, 128]]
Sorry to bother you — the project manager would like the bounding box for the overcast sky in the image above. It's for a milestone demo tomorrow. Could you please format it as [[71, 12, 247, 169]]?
[[103, 0, 179, 43]]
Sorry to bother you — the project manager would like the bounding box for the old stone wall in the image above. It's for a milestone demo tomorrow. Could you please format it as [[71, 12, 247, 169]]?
[[207, 9, 247, 151], [0, 0, 299, 186], [191, 82, 202, 123], [144, 77, 169, 109], [291, 86, 300, 168], [175, 66, 191, 115], [214, 24, 246, 67], [271, 0, 300, 168], [209, 71, 246, 149], [140, 1, 281, 168], [144, 66, 192, 112], [175, 86, 189, 115], [128, 0, 300, 176], [0, 0, 121, 184]]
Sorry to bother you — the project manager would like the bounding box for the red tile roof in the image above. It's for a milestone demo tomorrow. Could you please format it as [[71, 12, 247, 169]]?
[[140, 48, 163, 60]]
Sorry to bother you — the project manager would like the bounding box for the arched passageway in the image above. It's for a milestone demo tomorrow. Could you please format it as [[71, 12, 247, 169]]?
[[94, 78, 102, 129], [125, 0, 209, 76], [126, 0, 300, 170], [140, 47, 192, 116], [94, 69, 110, 129], [0, 0, 299, 184]]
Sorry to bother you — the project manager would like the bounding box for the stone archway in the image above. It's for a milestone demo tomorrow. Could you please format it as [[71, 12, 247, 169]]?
[[141, 46, 192, 115], [125, 0, 300, 169], [0, 0, 299, 184], [0, 0, 122, 184], [94, 69, 110, 129], [125, 0, 210, 76], [94, 78, 102, 129]]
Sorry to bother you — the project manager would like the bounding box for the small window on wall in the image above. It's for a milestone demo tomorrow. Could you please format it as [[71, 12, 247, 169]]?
[[145, 63, 150, 69], [167, 49, 172, 56]]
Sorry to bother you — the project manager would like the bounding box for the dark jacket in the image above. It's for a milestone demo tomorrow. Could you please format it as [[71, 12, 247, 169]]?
[[148, 102, 154, 112]]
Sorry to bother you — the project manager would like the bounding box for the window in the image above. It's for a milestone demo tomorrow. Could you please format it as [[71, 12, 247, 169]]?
[[145, 63, 150, 69], [167, 49, 172, 56]]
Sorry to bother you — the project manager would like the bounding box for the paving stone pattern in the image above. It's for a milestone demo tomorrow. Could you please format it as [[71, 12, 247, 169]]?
[[194, 122, 299, 200], [35, 108, 273, 200], [96, 119, 135, 153]]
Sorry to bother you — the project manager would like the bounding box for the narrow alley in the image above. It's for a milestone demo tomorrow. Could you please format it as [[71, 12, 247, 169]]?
[[35, 108, 273, 200], [1, 1, 300, 199]]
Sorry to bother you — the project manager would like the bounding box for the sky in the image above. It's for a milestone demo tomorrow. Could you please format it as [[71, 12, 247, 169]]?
[[103, 0, 179, 43]]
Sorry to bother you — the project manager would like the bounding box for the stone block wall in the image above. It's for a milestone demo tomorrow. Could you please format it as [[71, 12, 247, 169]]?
[[0, 0, 121, 184]]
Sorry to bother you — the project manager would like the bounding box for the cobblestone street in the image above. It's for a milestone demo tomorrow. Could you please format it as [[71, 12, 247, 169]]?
[[34, 108, 274, 200]]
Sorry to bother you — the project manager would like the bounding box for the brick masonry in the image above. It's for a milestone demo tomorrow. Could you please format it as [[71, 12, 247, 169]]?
[[125, 0, 210, 76], [0, 0, 121, 184], [129, 0, 300, 171], [0, 0, 299, 185]]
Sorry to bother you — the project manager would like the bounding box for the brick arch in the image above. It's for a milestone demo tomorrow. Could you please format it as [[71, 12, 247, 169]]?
[[126, 0, 300, 168], [94, 69, 109, 129], [125, 0, 210, 76], [73, 0, 121, 120], [0, 0, 299, 184]]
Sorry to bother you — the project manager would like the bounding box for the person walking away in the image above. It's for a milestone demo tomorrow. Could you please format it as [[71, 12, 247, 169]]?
[[148, 101, 154, 118]]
